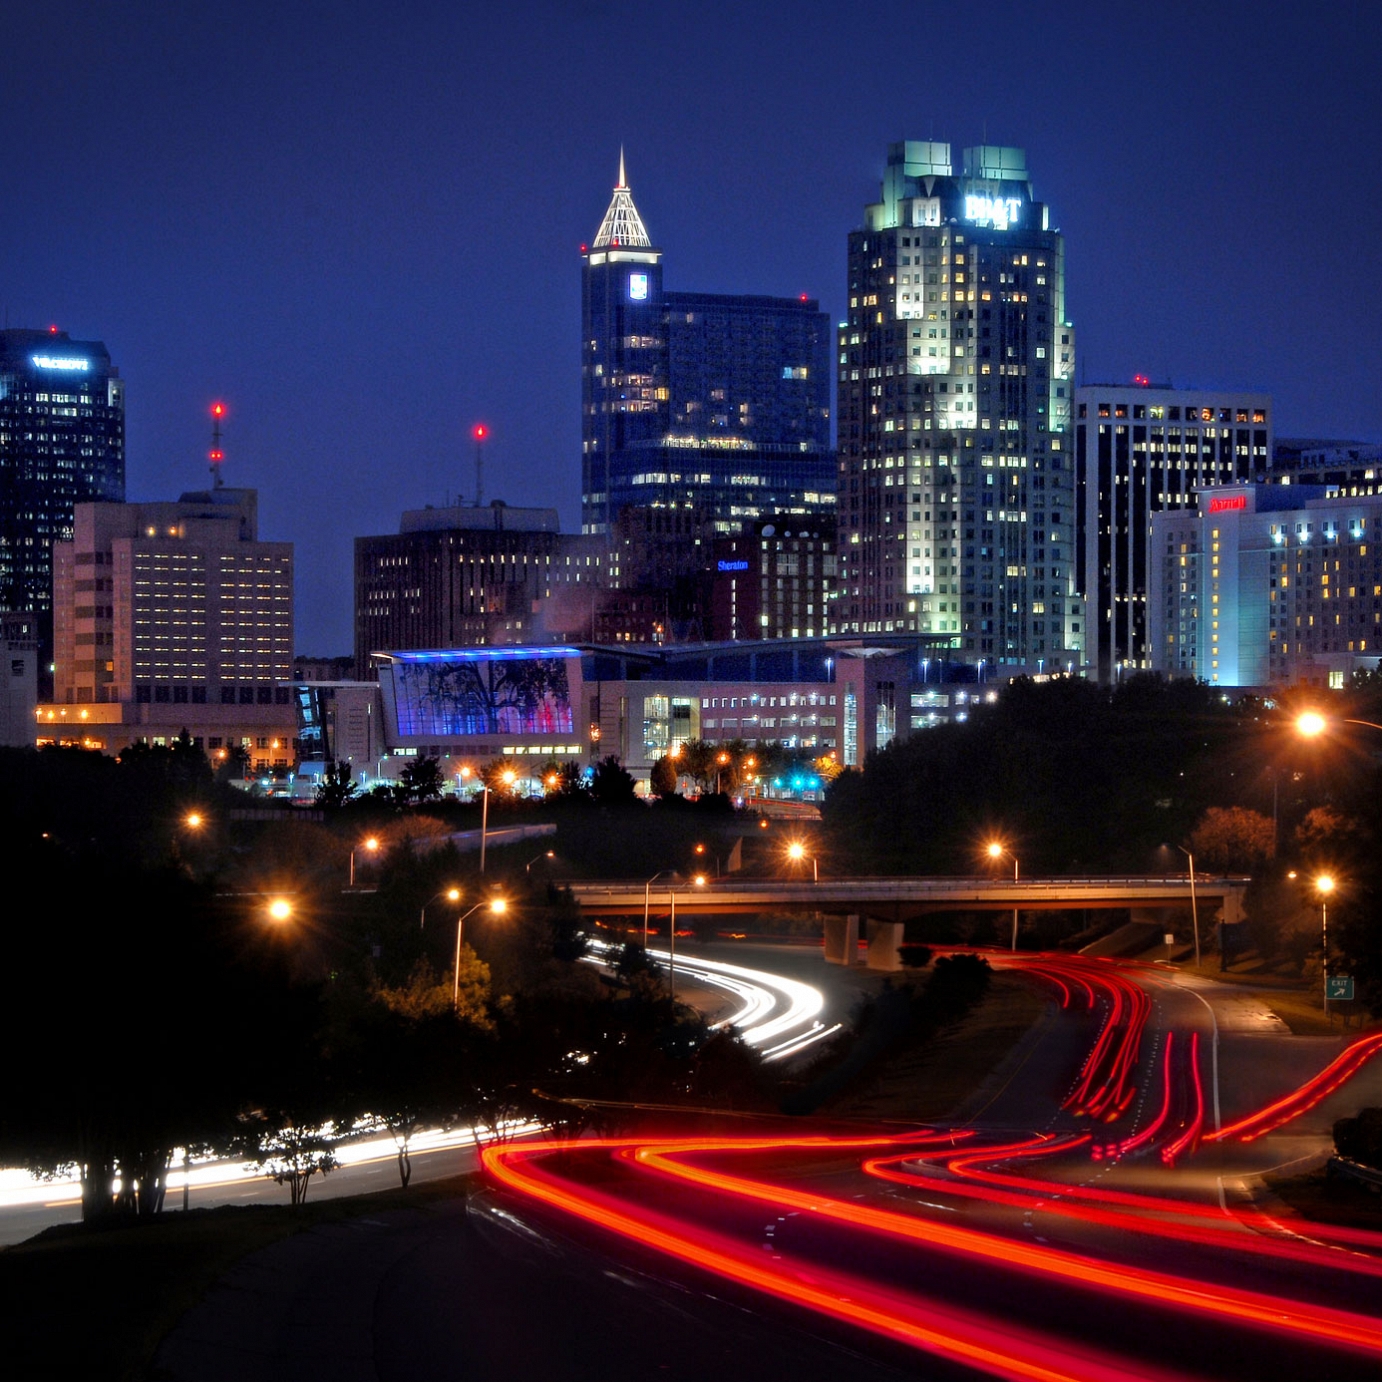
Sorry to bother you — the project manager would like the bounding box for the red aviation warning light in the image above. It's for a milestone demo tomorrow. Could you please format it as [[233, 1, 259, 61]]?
[[1133, 373, 1150, 387], [472, 423, 488, 442], [209, 401, 227, 488]]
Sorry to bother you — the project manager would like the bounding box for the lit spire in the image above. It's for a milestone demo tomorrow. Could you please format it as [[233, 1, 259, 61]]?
[[592, 151, 651, 249]]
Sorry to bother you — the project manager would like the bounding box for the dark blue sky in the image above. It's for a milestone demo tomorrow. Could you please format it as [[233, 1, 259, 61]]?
[[4, 1, 1379, 652]]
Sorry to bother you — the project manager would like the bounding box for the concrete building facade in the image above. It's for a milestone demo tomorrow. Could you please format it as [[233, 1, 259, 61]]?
[[40, 487, 294, 766]]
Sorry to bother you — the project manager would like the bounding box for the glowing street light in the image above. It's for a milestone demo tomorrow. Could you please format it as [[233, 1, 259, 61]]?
[[453, 897, 507, 1010], [786, 839, 818, 883], [184, 812, 203, 830], [349, 835, 379, 888], [987, 842, 1020, 952], [266, 897, 293, 923], [1316, 873, 1336, 1017], [421, 885, 462, 931], [1295, 709, 1382, 738]]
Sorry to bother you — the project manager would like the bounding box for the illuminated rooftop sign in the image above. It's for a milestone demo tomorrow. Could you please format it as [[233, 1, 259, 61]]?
[[1207, 494, 1248, 514], [963, 195, 1022, 230], [31, 354, 91, 371], [629, 272, 649, 301], [717, 559, 749, 572]]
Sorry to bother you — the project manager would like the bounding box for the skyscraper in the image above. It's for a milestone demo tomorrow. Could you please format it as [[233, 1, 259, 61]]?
[[1074, 384, 1272, 682], [833, 142, 1081, 670], [580, 157, 833, 537], [0, 328, 125, 665]]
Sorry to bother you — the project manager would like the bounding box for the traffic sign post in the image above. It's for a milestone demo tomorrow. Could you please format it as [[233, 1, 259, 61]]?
[[1326, 975, 1355, 1002]]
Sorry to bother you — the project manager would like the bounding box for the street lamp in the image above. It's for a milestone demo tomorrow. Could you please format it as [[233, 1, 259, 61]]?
[[452, 897, 507, 1010], [349, 835, 379, 888], [526, 849, 556, 873], [421, 885, 461, 931], [1176, 846, 1201, 968], [986, 842, 1020, 952], [1296, 710, 1382, 738], [1316, 873, 1335, 1017], [786, 839, 818, 883], [715, 751, 730, 795], [184, 812, 204, 830], [478, 767, 521, 874], [643, 868, 675, 948], [667, 874, 707, 997], [266, 897, 293, 923]]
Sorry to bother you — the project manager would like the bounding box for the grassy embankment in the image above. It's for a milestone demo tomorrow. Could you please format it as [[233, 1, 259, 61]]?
[[2, 1173, 477, 1382]]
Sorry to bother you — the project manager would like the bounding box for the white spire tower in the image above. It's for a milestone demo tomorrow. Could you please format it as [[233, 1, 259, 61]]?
[[592, 149, 652, 249]]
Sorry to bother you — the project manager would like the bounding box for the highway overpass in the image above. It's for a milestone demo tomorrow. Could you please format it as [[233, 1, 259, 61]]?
[[562, 875, 1249, 968]]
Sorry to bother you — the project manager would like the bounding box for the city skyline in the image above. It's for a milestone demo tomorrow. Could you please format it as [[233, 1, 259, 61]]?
[[3, 1, 1379, 651]]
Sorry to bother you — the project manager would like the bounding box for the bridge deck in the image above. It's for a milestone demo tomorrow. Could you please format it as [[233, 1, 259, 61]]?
[[561, 876, 1248, 917]]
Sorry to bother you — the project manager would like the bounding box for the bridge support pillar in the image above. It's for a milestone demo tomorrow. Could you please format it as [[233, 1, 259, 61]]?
[[866, 920, 905, 972], [823, 914, 859, 965]]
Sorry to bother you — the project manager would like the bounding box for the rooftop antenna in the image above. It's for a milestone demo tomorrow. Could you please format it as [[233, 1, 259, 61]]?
[[209, 401, 226, 488], [472, 423, 488, 505]]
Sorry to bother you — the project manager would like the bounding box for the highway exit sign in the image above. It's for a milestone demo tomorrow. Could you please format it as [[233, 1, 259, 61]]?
[[1327, 976, 1355, 1001]]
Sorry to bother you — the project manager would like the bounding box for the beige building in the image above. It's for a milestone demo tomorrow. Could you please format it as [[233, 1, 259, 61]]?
[[39, 487, 295, 768]]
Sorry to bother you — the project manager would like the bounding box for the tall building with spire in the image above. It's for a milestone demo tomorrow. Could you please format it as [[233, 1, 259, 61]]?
[[833, 142, 1082, 671], [580, 156, 834, 538]]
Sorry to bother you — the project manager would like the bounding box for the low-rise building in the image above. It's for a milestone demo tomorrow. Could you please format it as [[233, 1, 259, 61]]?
[[38, 486, 295, 767]]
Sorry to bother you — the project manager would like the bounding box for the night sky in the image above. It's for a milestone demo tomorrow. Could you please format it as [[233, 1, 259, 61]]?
[[4, 1, 1378, 653]]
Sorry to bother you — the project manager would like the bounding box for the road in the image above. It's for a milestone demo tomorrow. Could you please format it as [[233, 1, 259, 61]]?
[[0, 938, 864, 1249], [48, 939, 1382, 1380]]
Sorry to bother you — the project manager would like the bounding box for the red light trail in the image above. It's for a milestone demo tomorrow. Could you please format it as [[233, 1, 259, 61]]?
[[484, 950, 1382, 1379]]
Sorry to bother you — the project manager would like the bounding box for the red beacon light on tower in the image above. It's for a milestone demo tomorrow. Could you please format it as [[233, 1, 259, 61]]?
[[1132, 373, 1151, 388], [209, 401, 228, 487]]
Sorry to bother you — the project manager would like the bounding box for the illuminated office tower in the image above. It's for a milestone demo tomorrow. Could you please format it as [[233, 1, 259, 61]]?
[[0, 328, 125, 666], [580, 157, 833, 536], [1075, 384, 1272, 682], [834, 142, 1081, 669]]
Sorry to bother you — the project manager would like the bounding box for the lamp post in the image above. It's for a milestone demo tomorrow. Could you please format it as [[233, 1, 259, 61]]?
[[643, 868, 675, 948], [526, 850, 556, 873], [349, 836, 379, 888], [421, 886, 461, 930], [1316, 873, 1335, 1017], [479, 768, 519, 874], [987, 842, 1020, 951], [1177, 846, 1201, 968], [667, 875, 708, 997], [787, 839, 818, 883], [266, 897, 293, 923], [452, 897, 507, 1010]]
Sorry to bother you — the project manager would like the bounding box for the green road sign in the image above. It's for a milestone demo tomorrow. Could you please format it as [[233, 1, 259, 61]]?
[[1327, 976, 1355, 1001]]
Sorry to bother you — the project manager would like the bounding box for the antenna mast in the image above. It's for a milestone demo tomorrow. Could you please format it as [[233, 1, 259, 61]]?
[[209, 402, 226, 488]]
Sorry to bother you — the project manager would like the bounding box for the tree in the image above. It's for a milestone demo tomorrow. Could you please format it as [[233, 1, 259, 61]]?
[[398, 756, 445, 804], [1188, 806, 1276, 872], [241, 1116, 340, 1206], [375, 954, 492, 1028], [315, 760, 358, 809], [649, 755, 679, 797], [590, 755, 638, 806]]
